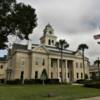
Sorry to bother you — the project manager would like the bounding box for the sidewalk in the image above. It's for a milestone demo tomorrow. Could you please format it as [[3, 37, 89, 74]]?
[[79, 96, 100, 100], [72, 83, 83, 86]]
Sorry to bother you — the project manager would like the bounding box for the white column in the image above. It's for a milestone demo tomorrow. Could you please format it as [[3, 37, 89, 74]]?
[[57, 59, 59, 79], [65, 60, 68, 83], [48, 57, 51, 78]]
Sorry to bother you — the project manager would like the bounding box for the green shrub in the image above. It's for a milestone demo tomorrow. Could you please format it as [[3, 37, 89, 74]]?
[[6, 79, 60, 84], [84, 83, 100, 88], [45, 79, 59, 84], [84, 81, 100, 88], [0, 79, 4, 83], [76, 79, 91, 84], [6, 79, 21, 84]]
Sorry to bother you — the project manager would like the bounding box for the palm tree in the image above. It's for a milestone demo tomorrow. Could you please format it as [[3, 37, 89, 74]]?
[[55, 39, 69, 83], [94, 58, 100, 79], [78, 44, 88, 79]]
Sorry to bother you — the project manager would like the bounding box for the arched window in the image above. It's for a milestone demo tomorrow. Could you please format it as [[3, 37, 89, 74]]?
[[48, 39, 51, 45], [0, 65, 3, 69], [77, 73, 79, 79], [52, 40, 54, 45]]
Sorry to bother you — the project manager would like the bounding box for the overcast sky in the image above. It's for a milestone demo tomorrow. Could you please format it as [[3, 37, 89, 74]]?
[[1, 0, 100, 64]]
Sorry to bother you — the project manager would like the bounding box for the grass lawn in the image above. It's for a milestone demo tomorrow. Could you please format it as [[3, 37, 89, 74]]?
[[0, 84, 100, 100]]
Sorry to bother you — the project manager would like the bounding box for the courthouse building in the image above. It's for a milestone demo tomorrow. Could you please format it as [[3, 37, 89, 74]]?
[[1, 24, 90, 83]]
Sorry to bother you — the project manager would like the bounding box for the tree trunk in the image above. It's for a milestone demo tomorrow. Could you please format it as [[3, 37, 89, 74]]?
[[98, 58, 100, 79], [61, 49, 63, 83], [82, 50, 85, 79]]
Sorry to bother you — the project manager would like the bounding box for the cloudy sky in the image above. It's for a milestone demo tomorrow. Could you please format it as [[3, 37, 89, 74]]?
[[1, 0, 100, 64]]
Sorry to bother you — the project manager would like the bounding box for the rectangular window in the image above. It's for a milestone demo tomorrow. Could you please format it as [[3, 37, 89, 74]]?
[[35, 71, 38, 79], [42, 59, 45, 66], [81, 73, 83, 79], [20, 71, 24, 80], [51, 60, 53, 67], [68, 73, 69, 78]]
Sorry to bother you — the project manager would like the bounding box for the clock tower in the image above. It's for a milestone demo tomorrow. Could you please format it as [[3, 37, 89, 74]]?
[[40, 24, 57, 46]]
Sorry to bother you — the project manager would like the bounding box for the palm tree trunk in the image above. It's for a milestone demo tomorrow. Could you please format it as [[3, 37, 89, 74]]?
[[98, 58, 100, 79], [82, 50, 85, 79], [61, 50, 63, 83]]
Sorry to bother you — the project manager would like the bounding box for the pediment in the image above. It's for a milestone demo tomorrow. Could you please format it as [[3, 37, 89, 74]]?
[[32, 45, 48, 53], [74, 51, 82, 57]]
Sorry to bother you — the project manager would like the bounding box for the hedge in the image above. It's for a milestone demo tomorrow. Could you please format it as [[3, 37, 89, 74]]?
[[0, 79, 4, 83], [84, 82, 100, 89], [76, 79, 91, 84], [6, 79, 60, 85]]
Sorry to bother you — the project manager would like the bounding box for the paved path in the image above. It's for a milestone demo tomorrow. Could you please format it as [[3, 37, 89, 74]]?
[[72, 83, 83, 86], [79, 96, 100, 100]]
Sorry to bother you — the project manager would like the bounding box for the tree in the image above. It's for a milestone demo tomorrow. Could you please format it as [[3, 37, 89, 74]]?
[[94, 58, 100, 79], [0, 0, 16, 49], [41, 69, 48, 85], [55, 39, 69, 83], [0, 0, 37, 49], [78, 44, 88, 79]]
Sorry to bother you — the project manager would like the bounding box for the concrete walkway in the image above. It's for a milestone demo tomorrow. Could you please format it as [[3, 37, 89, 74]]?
[[79, 96, 100, 100], [72, 83, 83, 86]]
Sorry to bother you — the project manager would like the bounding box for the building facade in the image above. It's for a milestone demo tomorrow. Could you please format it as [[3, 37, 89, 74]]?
[[0, 56, 7, 82], [1, 24, 90, 83], [89, 64, 100, 80]]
